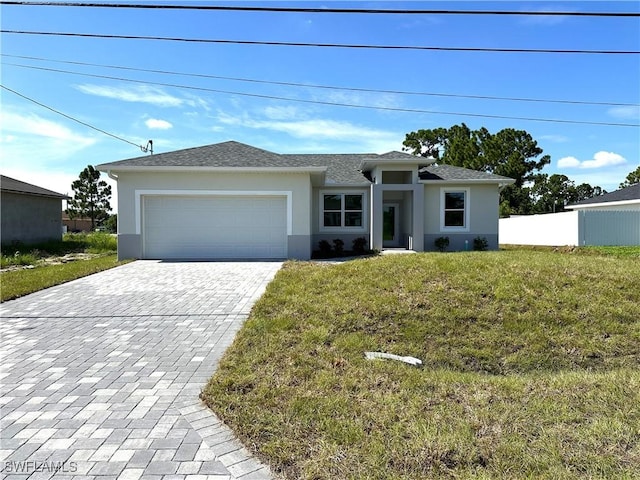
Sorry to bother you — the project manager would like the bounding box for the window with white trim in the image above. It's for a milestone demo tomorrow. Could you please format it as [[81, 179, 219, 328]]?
[[322, 193, 364, 228], [440, 188, 470, 231]]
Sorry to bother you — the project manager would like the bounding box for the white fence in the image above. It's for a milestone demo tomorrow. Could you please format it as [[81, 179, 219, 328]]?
[[499, 210, 640, 246]]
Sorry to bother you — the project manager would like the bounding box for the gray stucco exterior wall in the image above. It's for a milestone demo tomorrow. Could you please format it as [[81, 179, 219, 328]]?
[[1, 192, 64, 245], [117, 234, 142, 260]]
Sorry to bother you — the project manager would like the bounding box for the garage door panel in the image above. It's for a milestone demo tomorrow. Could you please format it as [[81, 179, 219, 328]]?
[[143, 195, 287, 259]]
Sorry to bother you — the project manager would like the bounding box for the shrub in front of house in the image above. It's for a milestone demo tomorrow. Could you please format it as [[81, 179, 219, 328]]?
[[312, 237, 374, 259], [473, 236, 489, 251], [435, 236, 450, 252]]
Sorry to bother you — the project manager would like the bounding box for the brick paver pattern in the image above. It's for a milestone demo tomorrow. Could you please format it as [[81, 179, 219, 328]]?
[[0, 261, 282, 480]]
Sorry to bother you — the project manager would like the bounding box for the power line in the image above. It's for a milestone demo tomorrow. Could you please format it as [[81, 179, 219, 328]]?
[[0, 84, 152, 152], [1, 2, 638, 17], [3, 53, 637, 107], [4, 63, 638, 128], [2, 30, 637, 55]]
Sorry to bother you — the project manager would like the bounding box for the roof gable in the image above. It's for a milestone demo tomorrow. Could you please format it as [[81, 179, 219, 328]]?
[[1, 175, 68, 199]]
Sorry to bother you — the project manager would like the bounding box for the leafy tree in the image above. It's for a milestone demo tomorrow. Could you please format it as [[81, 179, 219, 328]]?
[[403, 123, 550, 213], [104, 214, 118, 234], [532, 174, 576, 213], [619, 165, 640, 188], [67, 165, 112, 230], [532, 174, 605, 213]]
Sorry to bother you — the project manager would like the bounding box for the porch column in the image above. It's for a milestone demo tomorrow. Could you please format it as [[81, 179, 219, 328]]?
[[371, 184, 384, 251], [412, 185, 424, 251]]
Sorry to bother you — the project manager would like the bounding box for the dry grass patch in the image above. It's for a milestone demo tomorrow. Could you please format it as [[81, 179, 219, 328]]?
[[202, 251, 640, 479]]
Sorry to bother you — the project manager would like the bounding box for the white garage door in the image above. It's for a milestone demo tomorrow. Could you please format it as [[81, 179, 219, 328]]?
[[143, 195, 287, 259]]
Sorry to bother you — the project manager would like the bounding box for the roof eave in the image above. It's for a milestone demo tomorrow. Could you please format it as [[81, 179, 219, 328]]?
[[96, 165, 328, 174], [567, 198, 640, 209], [1, 189, 70, 199], [419, 178, 516, 185]]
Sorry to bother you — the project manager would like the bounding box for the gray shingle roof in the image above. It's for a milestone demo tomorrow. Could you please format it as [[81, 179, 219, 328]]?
[[419, 164, 514, 182], [97, 141, 514, 185], [569, 183, 640, 206], [1, 175, 69, 199]]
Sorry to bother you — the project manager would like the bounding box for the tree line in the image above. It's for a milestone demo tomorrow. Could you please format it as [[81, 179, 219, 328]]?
[[403, 123, 639, 216]]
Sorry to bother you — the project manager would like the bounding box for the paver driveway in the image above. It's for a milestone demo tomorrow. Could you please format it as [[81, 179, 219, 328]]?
[[0, 261, 282, 480]]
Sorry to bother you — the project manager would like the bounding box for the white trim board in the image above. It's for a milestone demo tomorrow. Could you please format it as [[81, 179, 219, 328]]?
[[134, 190, 293, 235]]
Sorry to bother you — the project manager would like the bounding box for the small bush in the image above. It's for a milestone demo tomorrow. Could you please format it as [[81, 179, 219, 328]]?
[[0, 251, 40, 268], [352, 237, 368, 254], [473, 236, 489, 251], [318, 240, 332, 255], [333, 239, 344, 254], [434, 236, 449, 252], [85, 232, 117, 253]]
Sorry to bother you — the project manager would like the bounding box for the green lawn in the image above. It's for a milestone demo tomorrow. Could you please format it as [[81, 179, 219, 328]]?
[[202, 250, 640, 480], [1, 233, 125, 301]]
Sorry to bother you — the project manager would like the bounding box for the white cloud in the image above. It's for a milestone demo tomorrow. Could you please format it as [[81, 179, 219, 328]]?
[[0, 110, 97, 164], [540, 134, 569, 143], [581, 151, 626, 169], [216, 110, 402, 153], [75, 84, 184, 107], [607, 105, 640, 120], [557, 156, 580, 168], [557, 151, 627, 169], [519, 6, 572, 26], [145, 118, 173, 130]]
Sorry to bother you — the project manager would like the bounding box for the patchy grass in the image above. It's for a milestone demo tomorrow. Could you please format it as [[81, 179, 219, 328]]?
[[501, 244, 640, 258], [202, 251, 640, 480], [0, 254, 126, 302], [1, 232, 117, 268], [1, 233, 123, 301]]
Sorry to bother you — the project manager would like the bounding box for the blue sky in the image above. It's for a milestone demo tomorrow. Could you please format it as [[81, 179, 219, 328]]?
[[1, 1, 638, 211]]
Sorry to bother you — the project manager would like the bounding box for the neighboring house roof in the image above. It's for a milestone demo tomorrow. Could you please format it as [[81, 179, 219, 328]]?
[[568, 183, 640, 208], [0, 175, 69, 199], [97, 140, 514, 186], [419, 164, 515, 183]]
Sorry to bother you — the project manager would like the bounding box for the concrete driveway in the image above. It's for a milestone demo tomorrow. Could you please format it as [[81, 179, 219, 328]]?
[[0, 261, 282, 480]]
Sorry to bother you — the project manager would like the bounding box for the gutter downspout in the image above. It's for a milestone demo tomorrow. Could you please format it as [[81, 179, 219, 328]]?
[[107, 171, 118, 181]]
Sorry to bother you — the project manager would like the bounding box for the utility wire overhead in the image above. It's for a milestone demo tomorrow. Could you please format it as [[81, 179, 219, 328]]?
[[3, 53, 637, 107], [4, 63, 638, 128], [2, 30, 637, 55], [0, 84, 151, 152], [1, 1, 638, 17]]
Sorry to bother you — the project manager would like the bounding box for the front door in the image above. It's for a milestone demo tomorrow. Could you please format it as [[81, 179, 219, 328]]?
[[383, 203, 401, 247]]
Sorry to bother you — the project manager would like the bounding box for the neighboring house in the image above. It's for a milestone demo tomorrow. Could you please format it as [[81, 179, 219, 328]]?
[[96, 141, 514, 260], [62, 213, 94, 233], [1, 175, 69, 245], [499, 184, 640, 246], [567, 183, 640, 212]]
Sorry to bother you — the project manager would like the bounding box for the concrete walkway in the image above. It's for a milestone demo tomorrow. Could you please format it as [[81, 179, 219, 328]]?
[[0, 261, 282, 480]]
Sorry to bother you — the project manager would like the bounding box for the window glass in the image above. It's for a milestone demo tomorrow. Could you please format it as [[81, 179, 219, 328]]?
[[445, 192, 465, 210], [345, 194, 362, 210], [322, 193, 364, 228], [324, 194, 342, 211], [444, 211, 465, 227], [345, 212, 363, 227], [324, 212, 341, 227]]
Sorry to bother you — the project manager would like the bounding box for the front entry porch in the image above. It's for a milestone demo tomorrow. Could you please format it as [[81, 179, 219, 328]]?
[[371, 184, 424, 252]]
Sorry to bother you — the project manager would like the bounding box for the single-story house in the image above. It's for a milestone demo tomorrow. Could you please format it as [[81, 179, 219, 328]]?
[[499, 183, 640, 246], [96, 141, 515, 260], [1, 175, 69, 245]]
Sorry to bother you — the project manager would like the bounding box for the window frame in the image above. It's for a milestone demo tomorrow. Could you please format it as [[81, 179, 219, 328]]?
[[440, 187, 470, 232], [319, 190, 368, 232]]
